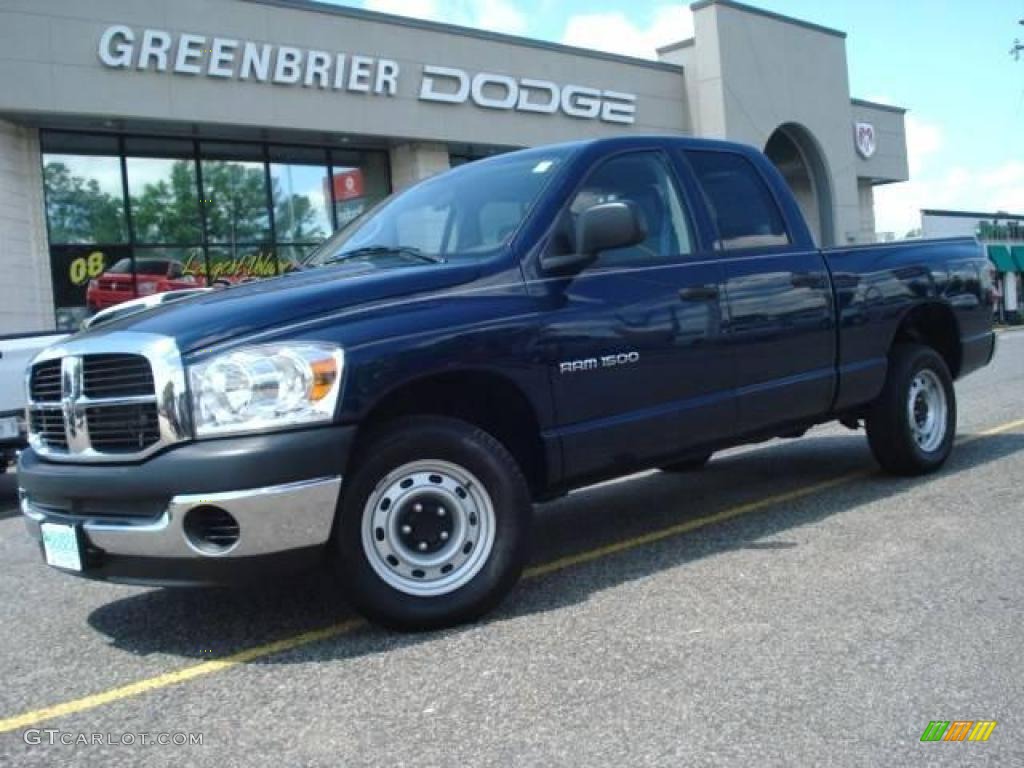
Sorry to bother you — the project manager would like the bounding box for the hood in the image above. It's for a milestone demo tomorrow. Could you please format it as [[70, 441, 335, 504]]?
[[76, 261, 481, 354]]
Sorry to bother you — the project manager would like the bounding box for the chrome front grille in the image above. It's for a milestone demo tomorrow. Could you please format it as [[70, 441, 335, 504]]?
[[26, 333, 189, 463], [29, 360, 62, 402], [82, 354, 155, 398], [29, 409, 68, 450], [85, 403, 161, 453]]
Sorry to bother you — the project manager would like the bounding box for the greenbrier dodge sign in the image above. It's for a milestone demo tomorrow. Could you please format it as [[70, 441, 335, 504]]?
[[97, 25, 638, 125]]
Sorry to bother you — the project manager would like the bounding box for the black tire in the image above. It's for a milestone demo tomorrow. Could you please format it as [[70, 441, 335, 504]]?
[[333, 416, 532, 631], [661, 453, 712, 472], [866, 343, 957, 476]]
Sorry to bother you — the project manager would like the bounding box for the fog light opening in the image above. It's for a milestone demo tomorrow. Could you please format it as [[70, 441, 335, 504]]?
[[183, 505, 240, 555]]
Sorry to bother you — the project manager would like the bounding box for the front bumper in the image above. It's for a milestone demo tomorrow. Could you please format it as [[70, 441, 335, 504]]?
[[17, 425, 355, 585]]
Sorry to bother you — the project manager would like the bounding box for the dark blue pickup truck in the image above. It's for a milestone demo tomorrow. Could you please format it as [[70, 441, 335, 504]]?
[[19, 136, 996, 629]]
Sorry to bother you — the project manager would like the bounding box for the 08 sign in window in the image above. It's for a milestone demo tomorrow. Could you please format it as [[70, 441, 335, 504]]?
[[68, 251, 107, 286]]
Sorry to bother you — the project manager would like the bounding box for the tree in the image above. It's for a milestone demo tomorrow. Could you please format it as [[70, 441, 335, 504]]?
[[129, 160, 202, 244], [200, 160, 271, 249], [274, 189, 325, 243], [43, 161, 126, 243], [45, 157, 326, 281]]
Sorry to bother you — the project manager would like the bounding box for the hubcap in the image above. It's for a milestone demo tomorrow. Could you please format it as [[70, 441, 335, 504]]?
[[907, 369, 948, 453], [361, 460, 496, 597]]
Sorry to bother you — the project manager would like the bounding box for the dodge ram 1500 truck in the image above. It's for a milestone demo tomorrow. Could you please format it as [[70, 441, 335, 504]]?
[[18, 136, 996, 629]]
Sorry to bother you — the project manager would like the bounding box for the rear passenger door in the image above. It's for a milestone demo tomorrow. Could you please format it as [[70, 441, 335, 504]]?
[[539, 150, 734, 482], [683, 149, 836, 434]]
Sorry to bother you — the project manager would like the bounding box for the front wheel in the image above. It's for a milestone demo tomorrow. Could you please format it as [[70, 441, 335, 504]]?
[[866, 344, 957, 476], [333, 416, 532, 630]]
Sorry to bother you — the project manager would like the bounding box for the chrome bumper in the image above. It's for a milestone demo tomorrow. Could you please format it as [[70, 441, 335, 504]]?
[[21, 476, 342, 560]]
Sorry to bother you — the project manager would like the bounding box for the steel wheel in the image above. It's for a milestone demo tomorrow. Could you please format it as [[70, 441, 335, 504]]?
[[360, 459, 497, 597], [867, 344, 957, 476], [906, 369, 948, 453]]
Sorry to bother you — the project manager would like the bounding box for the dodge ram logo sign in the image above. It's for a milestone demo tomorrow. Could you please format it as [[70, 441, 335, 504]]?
[[855, 122, 877, 159]]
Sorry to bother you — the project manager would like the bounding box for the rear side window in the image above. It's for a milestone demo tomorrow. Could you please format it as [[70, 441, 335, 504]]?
[[686, 151, 790, 251]]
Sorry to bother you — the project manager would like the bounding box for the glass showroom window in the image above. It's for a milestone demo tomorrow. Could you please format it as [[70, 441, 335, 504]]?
[[41, 133, 129, 329], [269, 145, 331, 272], [41, 131, 391, 329], [331, 149, 390, 231], [124, 138, 204, 296], [200, 142, 273, 285]]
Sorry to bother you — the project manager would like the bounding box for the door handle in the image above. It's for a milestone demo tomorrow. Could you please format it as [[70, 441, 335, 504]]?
[[679, 285, 719, 301], [791, 272, 826, 289]]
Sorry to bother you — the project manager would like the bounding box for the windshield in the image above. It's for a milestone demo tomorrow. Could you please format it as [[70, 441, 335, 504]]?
[[305, 146, 575, 268]]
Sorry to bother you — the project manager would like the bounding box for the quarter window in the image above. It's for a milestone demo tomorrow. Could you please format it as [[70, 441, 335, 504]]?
[[685, 151, 790, 251]]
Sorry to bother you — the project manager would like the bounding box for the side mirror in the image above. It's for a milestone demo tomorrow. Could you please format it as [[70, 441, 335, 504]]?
[[578, 201, 646, 256], [540, 201, 647, 275]]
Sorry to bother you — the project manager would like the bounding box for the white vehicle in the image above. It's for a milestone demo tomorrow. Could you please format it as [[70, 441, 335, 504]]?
[[1, 289, 209, 471], [81, 287, 211, 330], [0, 332, 67, 471]]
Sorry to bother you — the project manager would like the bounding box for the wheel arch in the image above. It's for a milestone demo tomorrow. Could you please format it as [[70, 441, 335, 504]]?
[[889, 301, 962, 378], [349, 368, 550, 496]]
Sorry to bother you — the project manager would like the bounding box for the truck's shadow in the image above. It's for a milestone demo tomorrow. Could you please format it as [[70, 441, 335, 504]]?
[[87, 431, 1024, 662], [0, 474, 20, 520]]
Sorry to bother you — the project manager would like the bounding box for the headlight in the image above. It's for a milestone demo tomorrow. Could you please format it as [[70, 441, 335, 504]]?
[[189, 343, 344, 437]]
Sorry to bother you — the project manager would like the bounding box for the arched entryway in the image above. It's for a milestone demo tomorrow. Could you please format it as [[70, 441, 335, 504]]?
[[764, 124, 834, 247]]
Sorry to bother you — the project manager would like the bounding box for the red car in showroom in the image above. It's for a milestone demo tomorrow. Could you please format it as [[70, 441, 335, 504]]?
[[86, 257, 199, 311]]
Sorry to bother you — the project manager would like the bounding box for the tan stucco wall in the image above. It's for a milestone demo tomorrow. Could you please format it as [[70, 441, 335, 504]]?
[[665, 0, 907, 246], [0, 119, 52, 333]]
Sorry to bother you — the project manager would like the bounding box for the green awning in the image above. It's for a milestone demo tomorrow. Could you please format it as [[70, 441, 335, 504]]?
[[987, 244, 1018, 272], [1012, 245, 1024, 271]]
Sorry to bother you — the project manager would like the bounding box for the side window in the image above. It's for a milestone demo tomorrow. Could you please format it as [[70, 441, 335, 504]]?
[[685, 151, 790, 251], [561, 152, 693, 268]]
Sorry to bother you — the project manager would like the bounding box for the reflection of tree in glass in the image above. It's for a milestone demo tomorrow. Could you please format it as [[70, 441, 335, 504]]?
[[47, 159, 325, 252], [201, 161, 270, 250], [130, 161, 201, 244], [275, 191, 325, 243], [43, 162, 126, 244]]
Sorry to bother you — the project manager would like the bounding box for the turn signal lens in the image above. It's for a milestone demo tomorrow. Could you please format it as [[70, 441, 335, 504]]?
[[310, 358, 338, 402]]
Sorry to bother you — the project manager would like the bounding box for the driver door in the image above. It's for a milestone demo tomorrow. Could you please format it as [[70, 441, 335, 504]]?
[[537, 150, 734, 483]]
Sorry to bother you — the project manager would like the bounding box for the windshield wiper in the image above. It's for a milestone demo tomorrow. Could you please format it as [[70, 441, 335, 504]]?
[[322, 245, 445, 266]]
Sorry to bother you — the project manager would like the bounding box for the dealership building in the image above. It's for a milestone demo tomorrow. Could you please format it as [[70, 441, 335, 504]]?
[[0, 0, 909, 333]]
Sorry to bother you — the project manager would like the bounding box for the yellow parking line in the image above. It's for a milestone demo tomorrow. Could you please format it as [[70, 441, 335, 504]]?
[[974, 417, 1024, 437], [1, 416, 1022, 734], [523, 471, 863, 579], [0, 620, 363, 734]]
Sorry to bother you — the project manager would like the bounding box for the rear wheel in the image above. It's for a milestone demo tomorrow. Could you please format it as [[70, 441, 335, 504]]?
[[866, 344, 956, 476], [334, 416, 532, 630]]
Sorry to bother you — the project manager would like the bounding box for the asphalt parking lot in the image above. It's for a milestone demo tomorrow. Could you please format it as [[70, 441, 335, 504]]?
[[0, 331, 1021, 767]]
